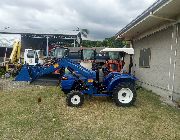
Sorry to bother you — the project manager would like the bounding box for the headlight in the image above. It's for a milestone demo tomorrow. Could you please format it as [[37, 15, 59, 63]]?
[[61, 76, 68, 80]]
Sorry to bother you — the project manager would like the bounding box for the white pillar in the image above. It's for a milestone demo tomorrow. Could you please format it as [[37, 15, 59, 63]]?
[[74, 39, 75, 47], [46, 36, 49, 57], [5, 47, 7, 58]]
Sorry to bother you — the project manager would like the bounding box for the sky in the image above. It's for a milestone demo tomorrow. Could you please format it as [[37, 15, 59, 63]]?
[[0, 0, 156, 40]]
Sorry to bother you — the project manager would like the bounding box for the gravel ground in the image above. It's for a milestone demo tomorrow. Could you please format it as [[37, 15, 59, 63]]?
[[0, 77, 59, 92]]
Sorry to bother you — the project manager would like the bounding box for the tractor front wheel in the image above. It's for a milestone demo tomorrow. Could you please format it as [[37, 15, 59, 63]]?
[[66, 91, 84, 107], [113, 83, 136, 107]]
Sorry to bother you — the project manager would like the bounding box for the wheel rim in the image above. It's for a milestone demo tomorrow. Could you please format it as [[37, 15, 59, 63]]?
[[118, 88, 133, 103], [71, 95, 81, 105]]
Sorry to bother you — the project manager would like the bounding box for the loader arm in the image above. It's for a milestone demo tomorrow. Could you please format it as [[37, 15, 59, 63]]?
[[9, 40, 21, 63], [58, 59, 96, 79], [15, 58, 96, 82]]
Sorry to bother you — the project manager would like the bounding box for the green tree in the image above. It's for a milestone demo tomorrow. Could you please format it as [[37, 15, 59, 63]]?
[[82, 36, 124, 48]]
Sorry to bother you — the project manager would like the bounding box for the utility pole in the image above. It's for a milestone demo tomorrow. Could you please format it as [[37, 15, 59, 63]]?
[[46, 36, 49, 57]]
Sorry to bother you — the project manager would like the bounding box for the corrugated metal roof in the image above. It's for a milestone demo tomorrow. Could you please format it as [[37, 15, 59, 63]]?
[[0, 28, 80, 36]]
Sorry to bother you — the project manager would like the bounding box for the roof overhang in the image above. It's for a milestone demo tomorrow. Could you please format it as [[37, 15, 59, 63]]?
[[117, 0, 180, 40], [100, 48, 134, 54]]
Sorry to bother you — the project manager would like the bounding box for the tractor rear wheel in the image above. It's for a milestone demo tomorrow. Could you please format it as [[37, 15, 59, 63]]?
[[113, 83, 136, 107], [66, 90, 84, 107]]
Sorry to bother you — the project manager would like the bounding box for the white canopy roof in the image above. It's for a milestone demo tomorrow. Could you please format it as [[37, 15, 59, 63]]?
[[100, 48, 134, 54]]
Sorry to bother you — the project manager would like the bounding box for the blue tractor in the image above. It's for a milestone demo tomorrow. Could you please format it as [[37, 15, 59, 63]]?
[[15, 58, 137, 107]]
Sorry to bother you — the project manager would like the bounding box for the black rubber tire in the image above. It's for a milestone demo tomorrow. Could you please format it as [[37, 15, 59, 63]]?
[[113, 83, 136, 107], [62, 89, 70, 94], [66, 90, 84, 107]]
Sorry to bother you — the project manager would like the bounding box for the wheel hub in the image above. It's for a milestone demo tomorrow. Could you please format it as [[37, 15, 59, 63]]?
[[71, 95, 81, 105], [122, 92, 126, 97], [118, 88, 133, 103]]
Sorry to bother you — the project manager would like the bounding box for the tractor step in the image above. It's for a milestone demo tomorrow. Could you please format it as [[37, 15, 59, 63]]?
[[93, 94, 112, 97]]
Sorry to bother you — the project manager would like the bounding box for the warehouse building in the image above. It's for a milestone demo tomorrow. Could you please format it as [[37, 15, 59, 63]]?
[[116, 0, 180, 101]]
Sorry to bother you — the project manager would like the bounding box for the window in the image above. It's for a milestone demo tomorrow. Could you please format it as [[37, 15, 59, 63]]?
[[106, 52, 124, 60], [27, 50, 35, 58], [108, 52, 120, 60], [139, 48, 151, 68], [82, 49, 95, 60], [37, 50, 44, 58], [54, 48, 65, 58]]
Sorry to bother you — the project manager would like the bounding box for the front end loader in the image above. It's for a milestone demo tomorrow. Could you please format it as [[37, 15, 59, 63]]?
[[15, 58, 137, 107]]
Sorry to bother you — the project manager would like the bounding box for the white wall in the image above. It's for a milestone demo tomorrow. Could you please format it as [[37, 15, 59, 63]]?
[[133, 25, 180, 101]]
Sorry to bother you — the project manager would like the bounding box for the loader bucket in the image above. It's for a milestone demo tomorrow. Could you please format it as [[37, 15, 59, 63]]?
[[15, 65, 31, 82], [15, 63, 60, 82]]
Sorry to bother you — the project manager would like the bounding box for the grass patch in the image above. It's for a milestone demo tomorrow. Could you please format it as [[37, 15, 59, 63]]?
[[0, 86, 179, 140]]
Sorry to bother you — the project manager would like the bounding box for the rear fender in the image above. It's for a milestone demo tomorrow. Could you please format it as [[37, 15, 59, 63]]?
[[107, 74, 136, 91], [103, 72, 121, 87]]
